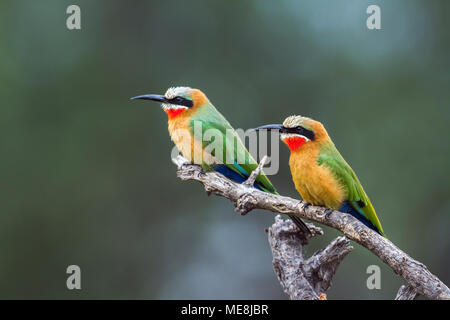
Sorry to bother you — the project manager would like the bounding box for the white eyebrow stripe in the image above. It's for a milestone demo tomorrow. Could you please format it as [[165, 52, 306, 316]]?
[[162, 104, 189, 110]]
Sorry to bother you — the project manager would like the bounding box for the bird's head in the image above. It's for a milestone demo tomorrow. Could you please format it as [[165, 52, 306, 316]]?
[[253, 115, 328, 152], [131, 87, 208, 119]]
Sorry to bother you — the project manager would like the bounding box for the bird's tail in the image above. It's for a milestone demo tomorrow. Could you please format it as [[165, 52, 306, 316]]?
[[290, 215, 311, 235], [259, 187, 312, 235], [272, 192, 311, 236]]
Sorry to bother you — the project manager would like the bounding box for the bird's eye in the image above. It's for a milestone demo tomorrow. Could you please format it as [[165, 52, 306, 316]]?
[[174, 97, 183, 103]]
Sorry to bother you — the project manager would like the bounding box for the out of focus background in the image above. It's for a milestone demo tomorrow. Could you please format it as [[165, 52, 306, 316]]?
[[1, 0, 449, 299]]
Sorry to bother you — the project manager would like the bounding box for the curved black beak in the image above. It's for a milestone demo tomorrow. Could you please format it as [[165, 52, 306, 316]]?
[[252, 124, 285, 132], [130, 94, 169, 103]]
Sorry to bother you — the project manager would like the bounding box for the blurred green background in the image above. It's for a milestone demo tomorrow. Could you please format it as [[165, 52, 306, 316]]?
[[0, 0, 449, 299]]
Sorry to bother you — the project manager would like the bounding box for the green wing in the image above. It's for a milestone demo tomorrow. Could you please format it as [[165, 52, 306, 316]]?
[[189, 105, 276, 194], [318, 142, 385, 236]]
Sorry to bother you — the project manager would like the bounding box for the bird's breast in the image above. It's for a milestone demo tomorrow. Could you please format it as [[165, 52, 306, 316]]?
[[289, 146, 345, 209], [168, 116, 217, 165]]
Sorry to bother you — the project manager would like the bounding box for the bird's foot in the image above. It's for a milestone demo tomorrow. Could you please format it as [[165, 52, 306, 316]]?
[[300, 202, 311, 211], [324, 208, 334, 218]]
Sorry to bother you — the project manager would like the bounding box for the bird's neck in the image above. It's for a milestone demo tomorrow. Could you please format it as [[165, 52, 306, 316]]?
[[289, 142, 318, 161]]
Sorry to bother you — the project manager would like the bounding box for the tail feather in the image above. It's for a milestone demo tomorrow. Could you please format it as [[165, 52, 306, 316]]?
[[340, 201, 383, 236], [290, 215, 311, 235]]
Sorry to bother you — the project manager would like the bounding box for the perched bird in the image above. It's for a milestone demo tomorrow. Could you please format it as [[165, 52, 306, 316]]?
[[253, 115, 385, 236], [131, 87, 310, 234]]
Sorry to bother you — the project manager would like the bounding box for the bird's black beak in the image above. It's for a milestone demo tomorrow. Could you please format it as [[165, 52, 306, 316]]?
[[130, 93, 194, 108], [252, 124, 285, 132], [130, 94, 170, 103]]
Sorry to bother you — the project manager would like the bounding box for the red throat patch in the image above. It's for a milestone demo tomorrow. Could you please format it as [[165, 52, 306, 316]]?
[[282, 136, 307, 151], [164, 107, 186, 119]]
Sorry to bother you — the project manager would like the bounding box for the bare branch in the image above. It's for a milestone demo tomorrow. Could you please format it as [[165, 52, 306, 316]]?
[[303, 235, 353, 294], [243, 155, 268, 187], [172, 156, 450, 300], [268, 216, 352, 299], [395, 285, 419, 300]]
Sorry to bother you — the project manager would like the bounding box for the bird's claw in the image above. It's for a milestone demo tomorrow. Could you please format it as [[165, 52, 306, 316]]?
[[324, 208, 334, 218], [300, 202, 311, 211]]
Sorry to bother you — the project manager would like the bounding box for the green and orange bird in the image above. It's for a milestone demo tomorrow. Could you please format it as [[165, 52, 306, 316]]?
[[131, 87, 310, 234], [254, 115, 385, 236]]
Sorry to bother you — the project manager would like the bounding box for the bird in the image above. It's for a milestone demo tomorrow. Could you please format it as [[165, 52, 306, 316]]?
[[253, 115, 385, 236], [130, 87, 310, 234]]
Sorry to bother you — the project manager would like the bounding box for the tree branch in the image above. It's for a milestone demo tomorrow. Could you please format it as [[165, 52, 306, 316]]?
[[395, 285, 419, 300], [243, 155, 267, 188], [268, 215, 352, 299], [172, 155, 450, 300]]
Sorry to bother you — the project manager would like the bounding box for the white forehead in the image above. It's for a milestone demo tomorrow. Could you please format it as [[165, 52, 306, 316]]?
[[283, 115, 308, 128], [164, 87, 192, 99]]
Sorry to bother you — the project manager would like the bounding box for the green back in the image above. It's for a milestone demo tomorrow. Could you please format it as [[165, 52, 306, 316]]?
[[189, 103, 276, 194], [318, 142, 385, 236]]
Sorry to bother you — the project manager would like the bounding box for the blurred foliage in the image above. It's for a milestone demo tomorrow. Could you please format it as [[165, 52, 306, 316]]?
[[0, 0, 449, 299]]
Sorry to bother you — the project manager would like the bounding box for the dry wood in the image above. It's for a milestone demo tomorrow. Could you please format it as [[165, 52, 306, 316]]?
[[172, 155, 450, 300]]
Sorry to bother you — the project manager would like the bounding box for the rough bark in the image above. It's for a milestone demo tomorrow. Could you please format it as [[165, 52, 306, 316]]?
[[268, 216, 352, 299], [395, 285, 419, 300], [172, 155, 450, 300]]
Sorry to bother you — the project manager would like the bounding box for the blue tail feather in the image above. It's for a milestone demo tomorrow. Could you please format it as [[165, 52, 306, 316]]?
[[340, 201, 378, 233], [213, 164, 263, 191]]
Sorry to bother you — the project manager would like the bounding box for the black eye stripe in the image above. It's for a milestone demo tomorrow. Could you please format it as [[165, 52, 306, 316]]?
[[167, 96, 193, 108], [283, 126, 315, 140]]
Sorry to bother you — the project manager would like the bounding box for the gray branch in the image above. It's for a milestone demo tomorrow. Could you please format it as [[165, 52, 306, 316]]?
[[172, 155, 450, 300], [268, 215, 352, 300], [243, 155, 267, 187], [395, 285, 419, 300]]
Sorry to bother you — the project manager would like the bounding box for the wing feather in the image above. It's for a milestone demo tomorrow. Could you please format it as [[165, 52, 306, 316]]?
[[190, 106, 276, 193], [318, 143, 385, 235]]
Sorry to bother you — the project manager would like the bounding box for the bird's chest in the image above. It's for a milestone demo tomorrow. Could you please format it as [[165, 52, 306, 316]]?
[[289, 150, 344, 209], [168, 117, 216, 165]]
